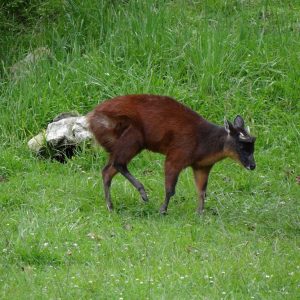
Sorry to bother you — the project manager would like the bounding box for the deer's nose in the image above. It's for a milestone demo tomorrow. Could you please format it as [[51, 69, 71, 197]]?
[[249, 163, 256, 170]]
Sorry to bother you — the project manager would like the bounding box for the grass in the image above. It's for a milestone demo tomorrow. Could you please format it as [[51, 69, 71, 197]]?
[[0, 0, 300, 299]]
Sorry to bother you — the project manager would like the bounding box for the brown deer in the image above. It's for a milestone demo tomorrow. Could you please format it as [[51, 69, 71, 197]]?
[[88, 94, 256, 214]]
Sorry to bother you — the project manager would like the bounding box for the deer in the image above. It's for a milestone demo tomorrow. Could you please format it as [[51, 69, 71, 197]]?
[[88, 94, 256, 214]]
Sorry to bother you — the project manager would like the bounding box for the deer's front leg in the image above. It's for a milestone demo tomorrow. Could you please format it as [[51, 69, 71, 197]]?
[[193, 166, 212, 214]]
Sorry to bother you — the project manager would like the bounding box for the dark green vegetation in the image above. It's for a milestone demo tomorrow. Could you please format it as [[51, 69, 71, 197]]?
[[0, 0, 299, 298]]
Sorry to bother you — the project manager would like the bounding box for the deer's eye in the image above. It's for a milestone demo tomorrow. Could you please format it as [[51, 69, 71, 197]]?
[[240, 142, 254, 154]]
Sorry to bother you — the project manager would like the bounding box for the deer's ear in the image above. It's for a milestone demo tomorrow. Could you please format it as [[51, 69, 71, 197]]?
[[234, 115, 245, 128], [224, 118, 234, 134]]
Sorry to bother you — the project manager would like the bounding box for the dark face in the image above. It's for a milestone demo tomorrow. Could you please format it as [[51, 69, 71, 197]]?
[[225, 116, 256, 171], [236, 137, 256, 170]]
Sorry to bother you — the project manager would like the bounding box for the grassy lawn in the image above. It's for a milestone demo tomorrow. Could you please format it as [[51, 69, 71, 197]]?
[[0, 1, 299, 299]]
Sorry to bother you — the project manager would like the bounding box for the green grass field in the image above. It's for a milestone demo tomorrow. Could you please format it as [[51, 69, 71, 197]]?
[[0, 0, 299, 299]]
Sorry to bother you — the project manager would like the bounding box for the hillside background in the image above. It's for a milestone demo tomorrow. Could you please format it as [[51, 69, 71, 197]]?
[[0, 1, 299, 299]]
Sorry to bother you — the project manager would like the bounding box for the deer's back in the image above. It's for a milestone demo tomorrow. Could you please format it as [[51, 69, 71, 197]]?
[[90, 94, 205, 154]]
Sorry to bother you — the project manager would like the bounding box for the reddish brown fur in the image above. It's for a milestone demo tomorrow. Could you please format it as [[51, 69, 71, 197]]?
[[88, 94, 256, 214]]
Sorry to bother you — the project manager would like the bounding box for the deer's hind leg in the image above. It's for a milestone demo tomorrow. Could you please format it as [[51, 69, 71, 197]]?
[[111, 125, 148, 203], [102, 159, 118, 211]]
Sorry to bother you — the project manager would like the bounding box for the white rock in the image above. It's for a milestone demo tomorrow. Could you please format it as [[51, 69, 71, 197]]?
[[28, 115, 92, 160], [28, 132, 45, 153], [46, 116, 91, 147], [72, 116, 93, 142], [46, 117, 76, 146]]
